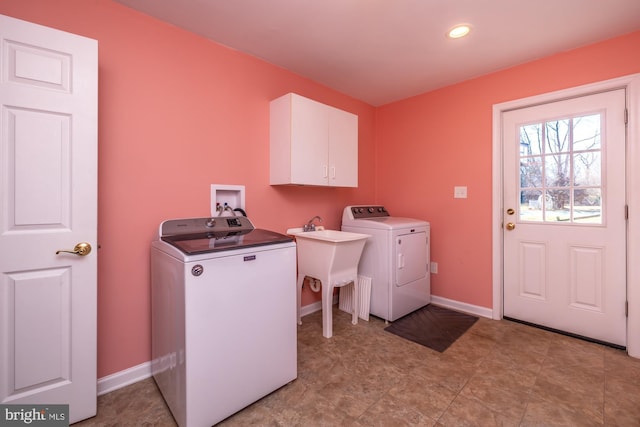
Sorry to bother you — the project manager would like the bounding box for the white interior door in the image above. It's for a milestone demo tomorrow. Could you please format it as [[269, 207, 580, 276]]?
[[0, 14, 98, 423], [502, 89, 627, 347]]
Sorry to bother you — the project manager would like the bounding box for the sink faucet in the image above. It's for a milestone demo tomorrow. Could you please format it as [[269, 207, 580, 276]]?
[[303, 215, 323, 232]]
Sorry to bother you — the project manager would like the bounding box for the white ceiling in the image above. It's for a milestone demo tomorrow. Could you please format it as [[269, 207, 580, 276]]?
[[114, 0, 640, 106]]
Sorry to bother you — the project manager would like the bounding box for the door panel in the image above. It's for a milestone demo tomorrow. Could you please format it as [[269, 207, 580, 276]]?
[[11, 268, 71, 390], [9, 108, 70, 228], [6, 39, 71, 91], [0, 14, 97, 423], [570, 245, 603, 310], [502, 89, 626, 346], [519, 241, 546, 299]]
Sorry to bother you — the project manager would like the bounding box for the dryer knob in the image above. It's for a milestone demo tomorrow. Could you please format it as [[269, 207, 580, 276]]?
[[368, 207, 374, 213]]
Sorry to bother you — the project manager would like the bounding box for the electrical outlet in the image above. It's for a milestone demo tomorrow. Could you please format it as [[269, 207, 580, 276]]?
[[430, 262, 438, 274]]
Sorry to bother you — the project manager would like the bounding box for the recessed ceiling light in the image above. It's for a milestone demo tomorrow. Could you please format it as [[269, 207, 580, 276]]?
[[448, 24, 471, 39]]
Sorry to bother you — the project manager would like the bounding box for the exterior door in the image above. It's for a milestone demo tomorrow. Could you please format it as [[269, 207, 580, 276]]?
[[0, 14, 98, 423], [502, 89, 626, 347]]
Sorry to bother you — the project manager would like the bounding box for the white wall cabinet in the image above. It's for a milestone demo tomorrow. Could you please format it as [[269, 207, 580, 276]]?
[[270, 93, 358, 187]]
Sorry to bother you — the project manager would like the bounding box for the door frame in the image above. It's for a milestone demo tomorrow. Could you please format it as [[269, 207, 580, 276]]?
[[492, 73, 640, 358]]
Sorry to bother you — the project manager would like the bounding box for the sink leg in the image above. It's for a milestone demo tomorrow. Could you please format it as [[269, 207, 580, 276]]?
[[296, 273, 305, 325], [351, 279, 359, 325], [321, 277, 333, 338]]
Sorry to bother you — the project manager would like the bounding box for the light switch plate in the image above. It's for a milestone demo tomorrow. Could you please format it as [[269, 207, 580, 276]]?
[[454, 186, 467, 199]]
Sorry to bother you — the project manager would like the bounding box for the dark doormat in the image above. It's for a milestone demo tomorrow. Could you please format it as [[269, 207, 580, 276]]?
[[384, 305, 478, 352]]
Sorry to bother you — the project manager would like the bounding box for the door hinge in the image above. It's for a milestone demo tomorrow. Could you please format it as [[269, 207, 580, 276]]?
[[624, 108, 628, 125], [625, 205, 629, 220], [625, 300, 629, 317]]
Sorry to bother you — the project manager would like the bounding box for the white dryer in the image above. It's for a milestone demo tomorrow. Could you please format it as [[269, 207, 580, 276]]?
[[342, 205, 430, 322]]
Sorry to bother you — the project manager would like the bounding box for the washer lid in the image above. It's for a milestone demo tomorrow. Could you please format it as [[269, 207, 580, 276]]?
[[162, 228, 292, 255], [157, 216, 292, 255]]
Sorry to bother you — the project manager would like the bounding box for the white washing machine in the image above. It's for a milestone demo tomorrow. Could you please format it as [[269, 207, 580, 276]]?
[[342, 205, 430, 322], [151, 216, 297, 427]]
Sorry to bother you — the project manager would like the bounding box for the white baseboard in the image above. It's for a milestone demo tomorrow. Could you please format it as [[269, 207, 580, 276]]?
[[98, 300, 329, 396], [430, 295, 493, 319], [97, 296, 490, 396], [97, 361, 151, 396], [300, 295, 492, 319], [299, 294, 341, 318], [299, 299, 322, 317]]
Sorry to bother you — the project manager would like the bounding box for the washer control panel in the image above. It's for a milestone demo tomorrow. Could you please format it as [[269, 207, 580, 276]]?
[[344, 205, 389, 219], [160, 216, 254, 237]]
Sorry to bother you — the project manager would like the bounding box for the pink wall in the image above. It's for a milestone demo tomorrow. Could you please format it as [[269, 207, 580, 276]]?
[[1, 0, 639, 380], [376, 30, 640, 308], [0, 0, 376, 377]]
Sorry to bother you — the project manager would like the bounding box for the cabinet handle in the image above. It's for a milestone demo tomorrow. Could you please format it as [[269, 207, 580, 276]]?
[[331, 166, 336, 179], [323, 165, 328, 178]]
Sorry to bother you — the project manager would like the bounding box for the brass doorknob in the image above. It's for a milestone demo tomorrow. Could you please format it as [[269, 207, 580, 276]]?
[[56, 242, 92, 256], [506, 208, 515, 215], [505, 223, 516, 231]]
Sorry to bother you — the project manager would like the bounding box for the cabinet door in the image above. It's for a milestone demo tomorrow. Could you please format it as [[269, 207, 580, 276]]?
[[290, 95, 329, 185], [328, 106, 358, 187]]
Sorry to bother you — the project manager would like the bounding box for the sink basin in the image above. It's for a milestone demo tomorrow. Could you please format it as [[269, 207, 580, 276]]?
[[289, 229, 370, 279], [290, 229, 370, 338], [293, 229, 368, 243]]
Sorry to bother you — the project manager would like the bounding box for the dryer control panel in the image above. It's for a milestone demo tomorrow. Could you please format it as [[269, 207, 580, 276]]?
[[344, 205, 389, 219]]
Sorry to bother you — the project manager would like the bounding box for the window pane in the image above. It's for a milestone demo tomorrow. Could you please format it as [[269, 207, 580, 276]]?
[[545, 154, 570, 187], [544, 189, 570, 222], [547, 189, 569, 209], [574, 151, 601, 186], [520, 189, 543, 222], [520, 123, 543, 155], [546, 119, 570, 154], [573, 188, 602, 224], [573, 114, 601, 151], [520, 156, 543, 188]]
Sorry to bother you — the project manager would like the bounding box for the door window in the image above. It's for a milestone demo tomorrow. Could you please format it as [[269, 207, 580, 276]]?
[[519, 113, 603, 224]]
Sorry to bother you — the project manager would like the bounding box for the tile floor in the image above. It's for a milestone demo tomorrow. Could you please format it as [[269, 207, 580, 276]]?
[[74, 307, 640, 426]]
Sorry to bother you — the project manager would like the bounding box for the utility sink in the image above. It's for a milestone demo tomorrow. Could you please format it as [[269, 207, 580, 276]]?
[[287, 228, 370, 338], [287, 229, 370, 274], [290, 229, 368, 243]]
